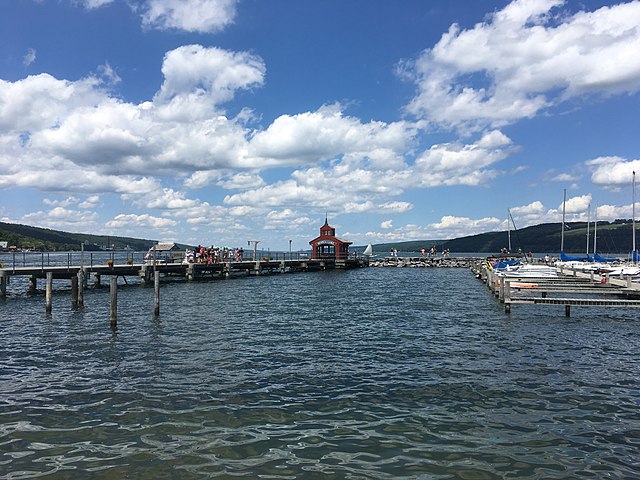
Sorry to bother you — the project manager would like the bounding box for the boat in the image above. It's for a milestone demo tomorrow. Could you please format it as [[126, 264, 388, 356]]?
[[363, 243, 373, 256]]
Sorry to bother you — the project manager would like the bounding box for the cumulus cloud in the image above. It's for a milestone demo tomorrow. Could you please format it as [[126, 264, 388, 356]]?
[[106, 213, 177, 229], [248, 104, 416, 168], [402, 0, 640, 130], [428, 215, 502, 239], [0, 45, 269, 190], [21, 207, 99, 230], [380, 220, 393, 229], [141, 0, 237, 33], [588, 156, 640, 187], [224, 130, 515, 212]]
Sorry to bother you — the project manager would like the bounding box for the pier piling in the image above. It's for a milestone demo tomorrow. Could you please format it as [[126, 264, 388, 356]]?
[[78, 270, 84, 306], [71, 276, 78, 306], [0, 272, 6, 298], [154, 273, 160, 316], [45, 272, 53, 313], [110, 277, 117, 326]]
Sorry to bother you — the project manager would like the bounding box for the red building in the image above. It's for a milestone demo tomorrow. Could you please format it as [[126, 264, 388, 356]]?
[[309, 217, 352, 260]]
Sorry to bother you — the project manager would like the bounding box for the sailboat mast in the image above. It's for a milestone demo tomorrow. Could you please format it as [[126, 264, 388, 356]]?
[[586, 203, 590, 256], [593, 205, 598, 255], [561, 189, 566, 252], [633, 171, 636, 262], [507, 209, 512, 252]]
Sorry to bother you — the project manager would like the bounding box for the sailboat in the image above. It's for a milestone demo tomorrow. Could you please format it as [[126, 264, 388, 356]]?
[[558, 189, 593, 264], [363, 243, 373, 257]]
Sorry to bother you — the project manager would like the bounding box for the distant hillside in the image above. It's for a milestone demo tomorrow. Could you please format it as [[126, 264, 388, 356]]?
[[359, 220, 637, 255], [2, 219, 637, 254], [0, 221, 157, 251]]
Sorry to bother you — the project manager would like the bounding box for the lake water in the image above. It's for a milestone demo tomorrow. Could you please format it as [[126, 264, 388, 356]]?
[[1, 266, 639, 479]]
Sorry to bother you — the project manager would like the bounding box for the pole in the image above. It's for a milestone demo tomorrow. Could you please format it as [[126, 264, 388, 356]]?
[[71, 275, 78, 306], [289, 240, 292, 260], [154, 272, 160, 316], [110, 276, 117, 327], [78, 270, 84, 306], [45, 271, 53, 313], [561, 188, 566, 253], [633, 171, 636, 263], [593, 205, 598, 256], [507, 210, 511, 252], [586, 203, 590, 256]]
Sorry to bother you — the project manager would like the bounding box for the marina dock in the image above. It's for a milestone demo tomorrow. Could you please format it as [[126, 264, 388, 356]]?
[[474, 261, 640, 315]]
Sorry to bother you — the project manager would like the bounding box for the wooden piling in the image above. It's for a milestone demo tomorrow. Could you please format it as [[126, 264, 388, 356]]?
[[0, 273, 6, 298], [29, 275, 37, 292], [45, 272, 53, 313], [110, 277, 117, 326], [94, 273, 101, 288], [78, 270, 84, 306], [154, 272, 160, 316], [71, 276, 79, 306], [565, 304, 571, 317]]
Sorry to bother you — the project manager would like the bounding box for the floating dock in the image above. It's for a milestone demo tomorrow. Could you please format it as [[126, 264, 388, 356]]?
[[472, 261, 640, 315]]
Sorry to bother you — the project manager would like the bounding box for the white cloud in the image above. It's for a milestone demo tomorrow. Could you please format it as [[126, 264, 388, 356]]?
[[428, 215, 502, 238], [97, 62, 121, 85], [510, 201, 545, 216], [106, 213, 177, 229], [380, 220, 393, 229], [588, 156, 640, 187], [43, 196, 80, 207], [79, 0, 114, 9], [402, 0, 640, 130], [21, 207, 99, 231], [248, 104, 416, 169], [379, 201, 413, 213], [557, 193, 592, 214], [141, 0, 237, 33], [217, 172, 265, 190], [224, 130, 515, 211], [23, 48, 36, 67], [155, 45, 265, 110]]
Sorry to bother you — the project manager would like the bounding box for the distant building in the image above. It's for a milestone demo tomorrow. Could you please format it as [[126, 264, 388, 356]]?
[[309, 217, 352, 260], [0, 241, 7, 251]]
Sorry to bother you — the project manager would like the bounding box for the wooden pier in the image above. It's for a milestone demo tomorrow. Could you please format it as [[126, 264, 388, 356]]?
[[0, 257, 368, 321], [473, 261, 640, 316]]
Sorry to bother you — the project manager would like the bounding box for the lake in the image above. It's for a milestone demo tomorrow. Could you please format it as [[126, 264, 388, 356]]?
[[1, 266, 639, 479]]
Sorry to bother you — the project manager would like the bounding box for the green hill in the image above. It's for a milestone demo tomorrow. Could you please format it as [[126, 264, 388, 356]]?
[[0, 221, 157, 251], [361, 220, 636, 255], [2, 219, 637, 254]]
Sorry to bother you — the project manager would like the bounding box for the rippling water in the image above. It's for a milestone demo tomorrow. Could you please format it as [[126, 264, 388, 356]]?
[[1, 267, 639, 479]]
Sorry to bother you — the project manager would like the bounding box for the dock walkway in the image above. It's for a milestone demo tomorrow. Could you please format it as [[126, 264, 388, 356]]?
[[0, 257, 368, 299], [472, 261, 640, 316]]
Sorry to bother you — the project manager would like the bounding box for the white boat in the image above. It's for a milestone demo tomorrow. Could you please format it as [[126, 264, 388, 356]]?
[[495, 264, 559, 278], [363, 243, 373, 256]]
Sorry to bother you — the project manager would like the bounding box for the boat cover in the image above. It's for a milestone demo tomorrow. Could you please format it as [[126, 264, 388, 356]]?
[[594, 252, 619, 263], [560, 251, 592, 262]]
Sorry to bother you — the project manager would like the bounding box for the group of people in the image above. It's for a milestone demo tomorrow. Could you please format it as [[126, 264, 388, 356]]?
[[419, 246, 449, 257], [185, 245, 244, 264]]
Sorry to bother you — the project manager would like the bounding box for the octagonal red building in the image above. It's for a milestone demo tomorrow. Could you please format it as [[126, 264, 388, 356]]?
[[309, 217, 352, 260]]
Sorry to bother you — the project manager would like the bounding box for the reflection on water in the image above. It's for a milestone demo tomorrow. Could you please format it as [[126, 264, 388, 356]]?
[[1, 268, 639, 478]]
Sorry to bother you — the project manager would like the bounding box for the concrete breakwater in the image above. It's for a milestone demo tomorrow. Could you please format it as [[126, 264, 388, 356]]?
[[369, 256, 482, 268]]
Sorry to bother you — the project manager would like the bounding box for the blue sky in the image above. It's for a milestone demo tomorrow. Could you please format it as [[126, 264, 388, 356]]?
[[1, 0, 640, 250]]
